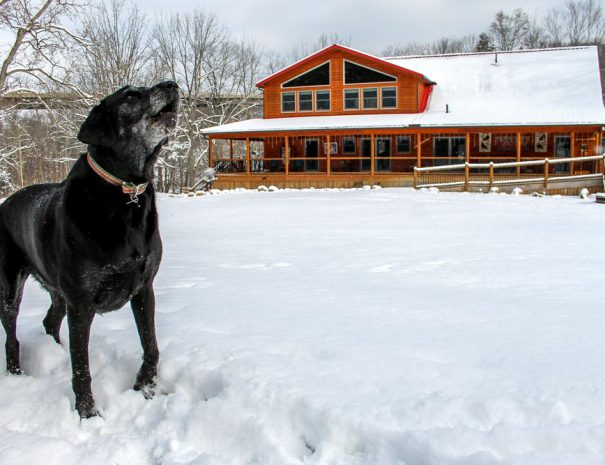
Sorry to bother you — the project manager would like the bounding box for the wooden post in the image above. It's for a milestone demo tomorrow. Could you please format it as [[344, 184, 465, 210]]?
[[285, 136, 290, 176], [371, 134, 375, 176], [544, 158, 550, 189], [413, 167, 418, 189], [326, 134, 331, 176], [208, 137, 213, 169], [246, 137, 251, 175], [229, 139, 234, 172], [516, 132, 522, 178], [488, 162, 494, 189], [570, 131, 575, 175], [465, 133, 470, 191], [597, 131, 604, 174], [464, 163, 470, 191], [416, 133, 422, 168]]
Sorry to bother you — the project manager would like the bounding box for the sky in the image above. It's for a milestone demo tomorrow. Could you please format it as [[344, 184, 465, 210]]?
[[145, 0, 570, 55]]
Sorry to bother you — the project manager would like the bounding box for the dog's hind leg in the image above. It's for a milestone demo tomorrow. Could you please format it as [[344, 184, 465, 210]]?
[[0, 249, 28, 375], [43, 291, 66, 344]]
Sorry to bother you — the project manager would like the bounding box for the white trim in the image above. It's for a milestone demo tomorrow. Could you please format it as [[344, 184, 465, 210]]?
[[281, 91, 296, 113], [281, 60, 331, 89], [343, 59, 398, 85], [362, 87, 379, 110], [315, 89, 331, 112], [380, 86, 398, 109], [343, 88, 360, 111], [298, 90, 314, 112]]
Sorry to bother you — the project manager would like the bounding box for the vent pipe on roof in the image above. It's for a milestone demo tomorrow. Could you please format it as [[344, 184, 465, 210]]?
[[495, 53, 498, 64], [446, 104, 449, 113]]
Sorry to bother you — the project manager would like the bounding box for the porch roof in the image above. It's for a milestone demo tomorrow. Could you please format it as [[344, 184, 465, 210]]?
[[202, 46, 605, 136]]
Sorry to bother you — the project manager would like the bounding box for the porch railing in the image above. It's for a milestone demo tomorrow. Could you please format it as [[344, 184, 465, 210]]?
[[413, 155, 605, 191]]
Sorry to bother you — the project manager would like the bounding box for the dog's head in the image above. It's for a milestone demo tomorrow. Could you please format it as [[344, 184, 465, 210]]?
[[78, 81, 180, 178]]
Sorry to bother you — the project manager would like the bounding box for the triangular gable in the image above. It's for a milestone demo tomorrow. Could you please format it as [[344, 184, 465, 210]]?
[[256, 44, 433, 88], [283, 62, 330, 88], [343, 60, 397, 84]]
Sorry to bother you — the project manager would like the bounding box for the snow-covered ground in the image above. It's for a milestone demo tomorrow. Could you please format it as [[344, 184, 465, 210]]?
[[1, 188, 605, 465]]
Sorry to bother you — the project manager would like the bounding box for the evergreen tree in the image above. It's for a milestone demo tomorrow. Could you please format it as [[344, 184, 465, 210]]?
[[475, 32, 495, 52]]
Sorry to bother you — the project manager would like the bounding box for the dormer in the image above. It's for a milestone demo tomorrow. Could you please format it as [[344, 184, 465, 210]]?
[[257, 44, 435, 119]]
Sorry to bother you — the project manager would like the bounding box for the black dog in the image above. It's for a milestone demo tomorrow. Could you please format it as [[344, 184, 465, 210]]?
[[0, 81, 179, 418]]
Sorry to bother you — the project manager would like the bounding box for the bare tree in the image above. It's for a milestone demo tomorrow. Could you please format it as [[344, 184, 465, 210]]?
[[286, 33, 351, 63], [153, 9, 263, 189], [489, 8, 530, 51], [0, 0, 88, 96], [0, 0, 88, 192], [524, 15, 550, 49], [546, 0, 605, 46], [74, 0, 157, 95]]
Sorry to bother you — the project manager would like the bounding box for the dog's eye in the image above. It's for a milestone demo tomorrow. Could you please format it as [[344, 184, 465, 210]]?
[[123, 90, 141, 102]]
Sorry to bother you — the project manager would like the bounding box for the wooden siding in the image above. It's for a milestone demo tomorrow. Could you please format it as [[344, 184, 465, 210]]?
[[263, 48, 422, 119]]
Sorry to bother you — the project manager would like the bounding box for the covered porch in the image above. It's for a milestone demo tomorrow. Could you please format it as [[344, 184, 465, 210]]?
[[207, 126, 604, 189]]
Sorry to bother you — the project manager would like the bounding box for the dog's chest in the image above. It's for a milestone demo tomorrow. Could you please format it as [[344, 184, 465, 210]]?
[[83, 247, 159, 312]]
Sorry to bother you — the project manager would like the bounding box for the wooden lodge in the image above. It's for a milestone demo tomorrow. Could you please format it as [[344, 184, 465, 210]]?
[[201, 45, 605, 191]]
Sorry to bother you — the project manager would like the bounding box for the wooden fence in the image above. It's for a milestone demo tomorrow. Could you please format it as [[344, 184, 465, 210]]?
[[414, 155, 605, 193]]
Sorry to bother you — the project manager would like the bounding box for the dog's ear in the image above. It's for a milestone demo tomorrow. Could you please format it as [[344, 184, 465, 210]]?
[[77, 101, 117, 147]]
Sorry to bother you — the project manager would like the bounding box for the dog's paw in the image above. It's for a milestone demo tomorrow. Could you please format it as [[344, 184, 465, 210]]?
[[7, 366, 23, 376], [76, 399, 101, 419], [134, 379, 157, 400]]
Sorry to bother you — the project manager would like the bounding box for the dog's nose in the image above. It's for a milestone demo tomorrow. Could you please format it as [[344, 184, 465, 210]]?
[[159, 81, 178, 90]]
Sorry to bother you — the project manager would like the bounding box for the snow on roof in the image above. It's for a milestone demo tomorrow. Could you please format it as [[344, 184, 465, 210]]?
[[203, 46, 605, 135]]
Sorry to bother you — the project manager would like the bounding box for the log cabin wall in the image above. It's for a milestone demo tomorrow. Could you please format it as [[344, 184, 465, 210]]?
[[262, 48, 423, 119]]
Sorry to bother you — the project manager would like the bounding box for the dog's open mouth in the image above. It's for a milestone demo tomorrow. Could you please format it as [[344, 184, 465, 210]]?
[[152, 98, 179, 128]]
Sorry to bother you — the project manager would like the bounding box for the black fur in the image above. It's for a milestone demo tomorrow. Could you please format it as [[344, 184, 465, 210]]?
[[0, 81, 179, 418]]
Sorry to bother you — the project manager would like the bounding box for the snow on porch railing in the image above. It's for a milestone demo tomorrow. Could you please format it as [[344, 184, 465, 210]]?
[[413, 155, 605, 191]]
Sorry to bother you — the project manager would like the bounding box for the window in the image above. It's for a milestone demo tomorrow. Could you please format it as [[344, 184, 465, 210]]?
[[344, 89, 359, 110], [344, 60, 397, 84], [343, 137, 356, 154], [396, 136, 411, 154], [362, 88, 378, 109], [434, 136, 466, 165], [316, 90, 330, 111], [298, 91, 313, 112], [281, 92, 295, 112], [382, 87, 397, 108], [283, 62, 330, 88]]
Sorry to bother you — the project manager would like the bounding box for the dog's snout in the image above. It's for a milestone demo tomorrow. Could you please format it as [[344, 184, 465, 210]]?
[[159, 81, 178, 91]]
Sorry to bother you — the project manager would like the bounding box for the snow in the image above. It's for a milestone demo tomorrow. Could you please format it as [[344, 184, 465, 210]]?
[[2, 188, 605, 464], [202, 46, 605, 135]]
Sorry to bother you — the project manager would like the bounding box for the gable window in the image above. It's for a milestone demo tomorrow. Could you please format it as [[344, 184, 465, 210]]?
[[316, 90, 330, 111], [282, 92, 295, 112], [381, 87, 397, 109], [298, 91, 313, 112], [396, 136, 411, 154], [344, 89, 359, 110], [283, 62, 330, 88], [343, 137, 356, 154], [362, 88, 378, 109], [344, 60, 397, 84]]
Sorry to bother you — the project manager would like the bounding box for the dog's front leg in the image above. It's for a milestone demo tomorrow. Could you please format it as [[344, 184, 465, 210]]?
[[131, 286, 159, 398], [67, 308, 98, 418]]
